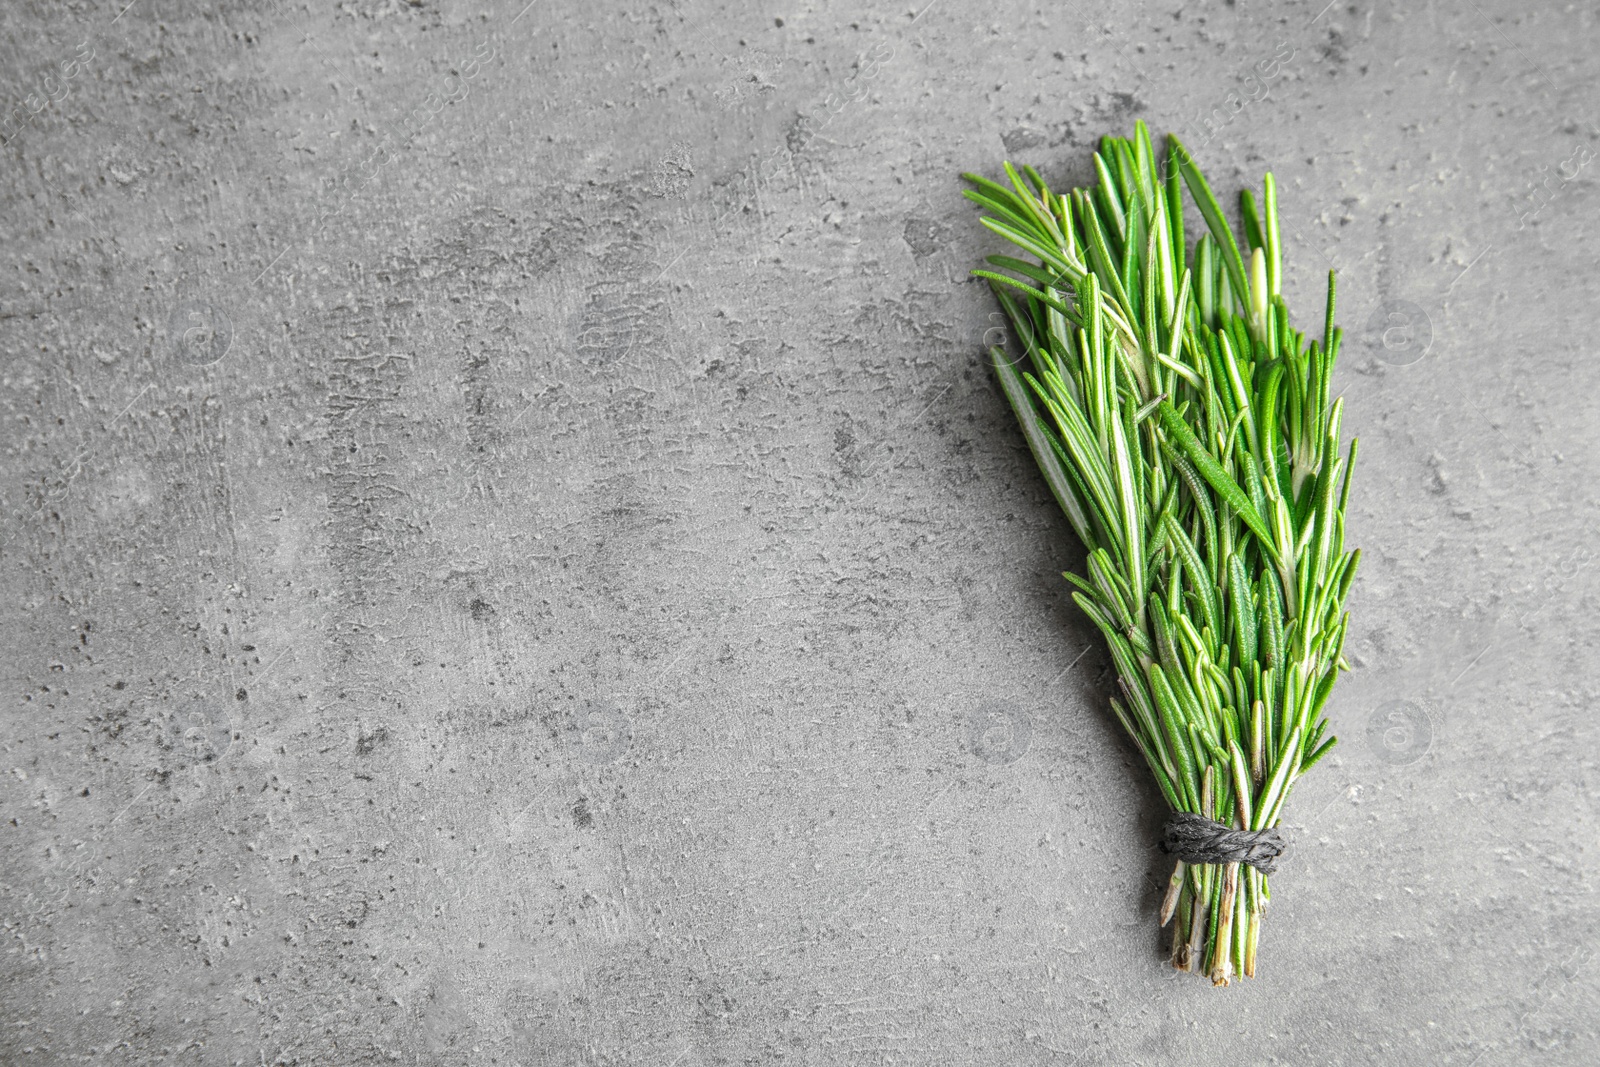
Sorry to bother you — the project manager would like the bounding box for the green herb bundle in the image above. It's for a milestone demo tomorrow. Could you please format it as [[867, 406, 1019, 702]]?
[[964, 122, 1359, 984]]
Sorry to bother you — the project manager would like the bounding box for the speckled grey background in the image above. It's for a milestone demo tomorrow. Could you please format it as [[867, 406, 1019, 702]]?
[[2, 0, 1597, 1063]]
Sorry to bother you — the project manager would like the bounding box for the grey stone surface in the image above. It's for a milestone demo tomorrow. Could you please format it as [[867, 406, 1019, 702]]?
[[2, 0, 1597, 1063]]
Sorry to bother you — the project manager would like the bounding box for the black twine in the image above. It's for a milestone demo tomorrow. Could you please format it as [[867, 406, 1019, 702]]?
[[1159, 812, 1288, 874]]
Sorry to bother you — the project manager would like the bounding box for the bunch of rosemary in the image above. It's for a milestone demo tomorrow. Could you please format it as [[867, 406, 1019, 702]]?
[[964, 122, 1358, 984]]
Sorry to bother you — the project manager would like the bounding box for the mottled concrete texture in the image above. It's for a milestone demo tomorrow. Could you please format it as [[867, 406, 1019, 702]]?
[[2, 0, 1597, 1063]]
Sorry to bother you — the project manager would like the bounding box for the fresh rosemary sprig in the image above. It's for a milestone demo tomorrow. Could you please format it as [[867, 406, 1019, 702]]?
[[964, 121, 1358, 985]]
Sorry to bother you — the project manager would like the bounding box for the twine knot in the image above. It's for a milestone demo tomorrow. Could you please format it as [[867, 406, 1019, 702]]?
[[1159, 812, 1288, 874]]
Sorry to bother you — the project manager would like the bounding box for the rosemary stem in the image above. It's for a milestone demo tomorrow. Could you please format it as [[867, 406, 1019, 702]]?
[[1160, 860, 1187, 927]]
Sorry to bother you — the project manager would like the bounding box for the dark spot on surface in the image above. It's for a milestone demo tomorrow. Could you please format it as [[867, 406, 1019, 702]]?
[[1001, 126, 1045, 154], [902, 216, 949, 259], [469, 597, 496, 620], [1053, 92, 1147, 151], [572, 796, 593, 828], [236, 688, 248, 701], [833, 418, 864, 478], [1320, 28, 1349, 70], [356, 725, 390, 755], [1103, 91, 1142, 124]]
